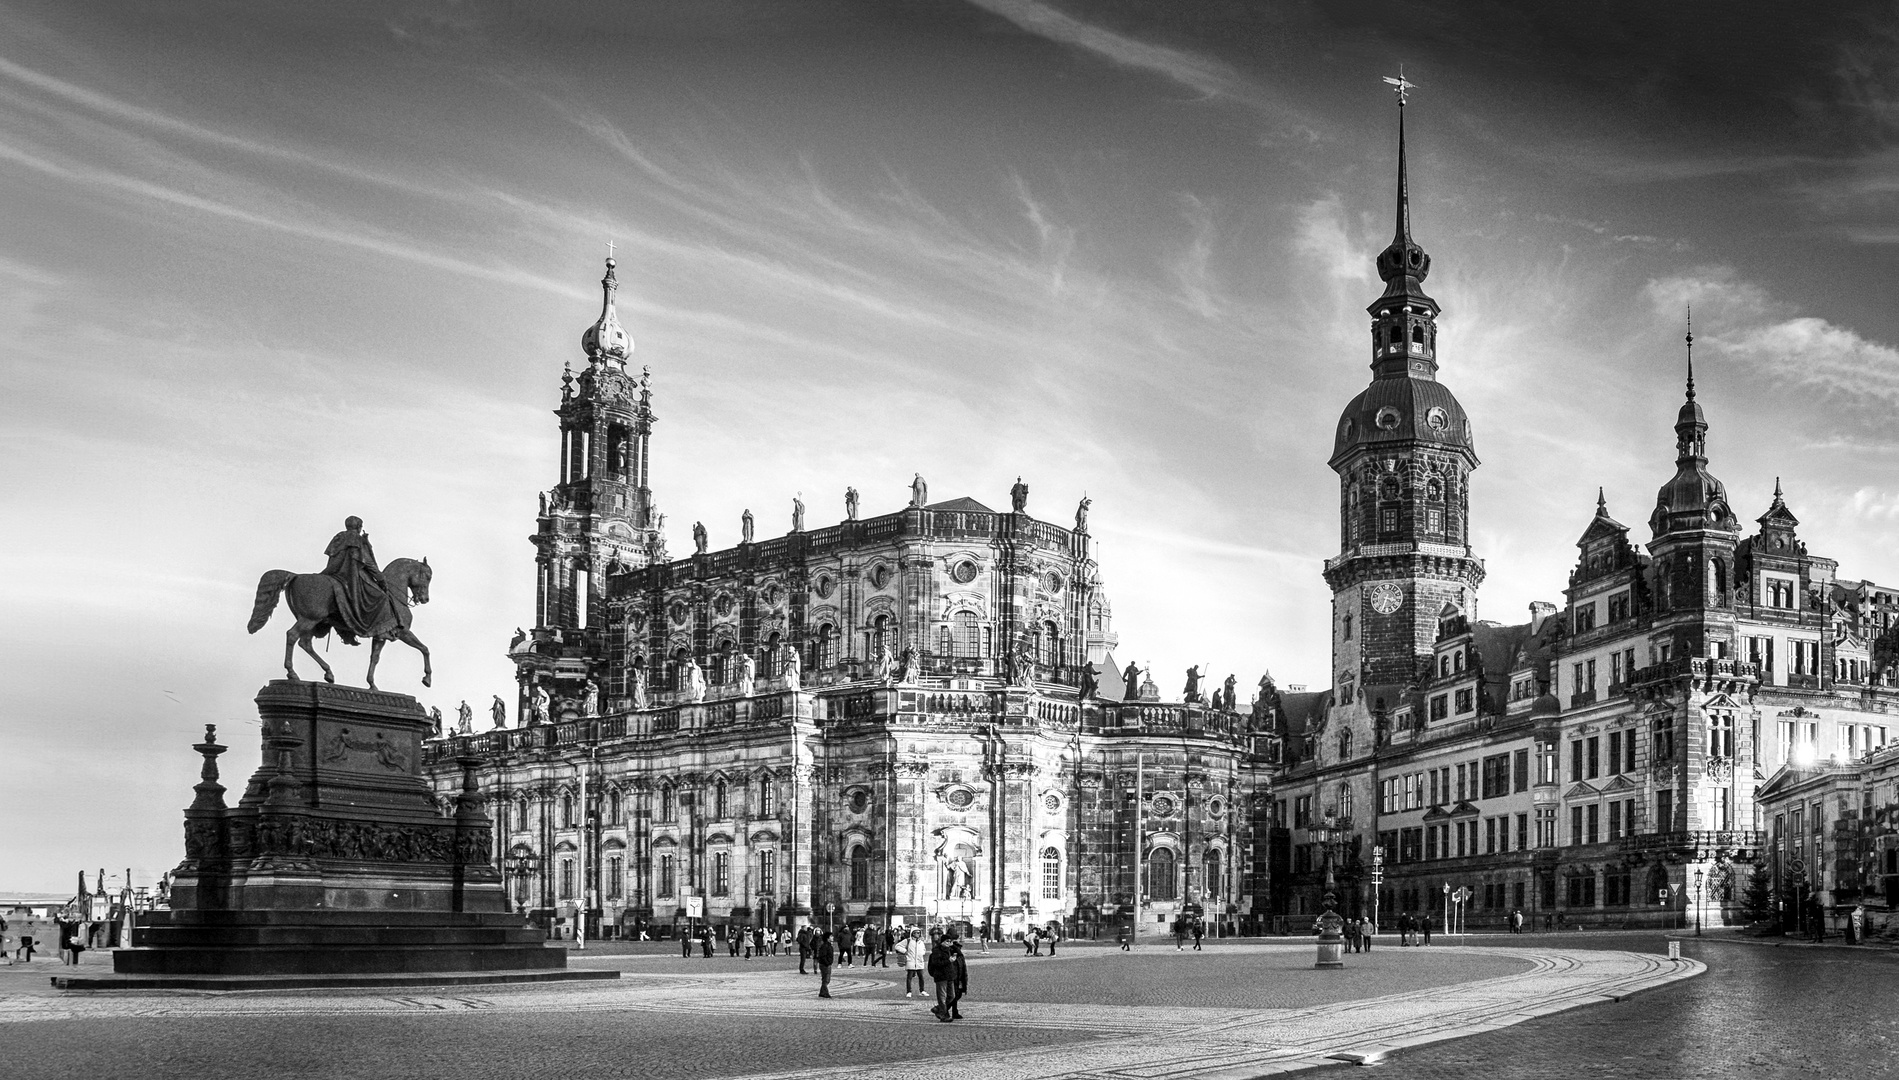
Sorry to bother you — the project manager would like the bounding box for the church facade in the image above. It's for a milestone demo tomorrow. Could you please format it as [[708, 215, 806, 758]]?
[[426, 95, 1899, 939]]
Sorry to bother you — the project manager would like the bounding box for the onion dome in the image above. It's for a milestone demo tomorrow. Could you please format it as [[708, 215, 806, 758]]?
[[1650, 324, 1736, 537], [580, 257, 631, 364]]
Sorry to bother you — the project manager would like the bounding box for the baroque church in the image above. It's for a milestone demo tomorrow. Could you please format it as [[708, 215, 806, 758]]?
[[428, 93, 1899, 939]]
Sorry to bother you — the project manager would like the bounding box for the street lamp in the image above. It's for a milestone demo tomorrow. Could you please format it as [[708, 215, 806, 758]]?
[[508, 850, 542, 915], [1311, 813, 1345, 969], [1693, 868, 1704, 937]]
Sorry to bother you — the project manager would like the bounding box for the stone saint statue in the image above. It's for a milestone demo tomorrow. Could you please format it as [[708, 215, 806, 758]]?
[[944, 858, 968, 899], [791, 493, 805, 533], [456, 700, 473, 734], [629, 665, 648, 710], [321, 516, 399, 645], [845, 486, 859, 521], [742, 508, 754, 544], [1123, 661, 1141, 700], [692, 521, 708, 555], [581, 679, 600, 716], [508, 627, 526, 652], [736, 654, 756, 699], [530, 683, 551, 726], [683, 658, 707, 703], [1010, 637, 1036, 687], [781, 643, 802, 691], [1010, 476, 1028, 514], [428, 706, 444, 739], [1080, 660, 1100, 699], [895, 645, 918, 685], [1074, 495, 1091, 534], [873, 644, 895, 682], [538, 491, 548, 516], [490, 695, 507, 729], [1222, 674, 1238, 712], [910, 473, 928, 508], [1183, 665, 1204, 703]]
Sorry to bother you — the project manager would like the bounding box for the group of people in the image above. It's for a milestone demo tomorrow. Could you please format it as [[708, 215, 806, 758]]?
[[793, 923, 970, 1021], [1022, 924, 1059, 956], [1394, 911, 1433, 946]]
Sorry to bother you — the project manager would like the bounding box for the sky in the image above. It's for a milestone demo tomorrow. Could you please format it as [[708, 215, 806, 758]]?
[[4, 1, 1899, 893]]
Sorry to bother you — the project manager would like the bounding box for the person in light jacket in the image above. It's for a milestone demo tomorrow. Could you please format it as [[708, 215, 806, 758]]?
[[903, 928, 929, 998]]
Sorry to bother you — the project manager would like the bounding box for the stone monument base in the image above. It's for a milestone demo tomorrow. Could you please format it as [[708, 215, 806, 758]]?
[[62, 682, 614, 991]]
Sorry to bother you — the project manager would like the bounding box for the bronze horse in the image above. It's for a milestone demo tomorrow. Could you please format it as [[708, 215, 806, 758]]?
[[247, 558, 433, 690]]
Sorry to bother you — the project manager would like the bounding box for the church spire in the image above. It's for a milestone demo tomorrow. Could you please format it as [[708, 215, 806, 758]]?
[[1375, 69, 1431, 297]]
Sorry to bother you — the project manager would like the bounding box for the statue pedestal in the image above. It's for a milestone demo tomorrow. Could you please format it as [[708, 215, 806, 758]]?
[[57, 682, 613, 990]]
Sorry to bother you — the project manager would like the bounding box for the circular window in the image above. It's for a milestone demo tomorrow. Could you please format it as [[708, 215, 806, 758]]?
[[1375, 406, 1402, 431], [1044, 572, 1063, 594], [814, 575, 835, 599], [762, 584, 783, 608], [1042, 793, 1061, 813], [1426, 406, 1449, 431], [1150, 794, 1177, 817], [627, 611, 647, 632], [713, 593, 734, 617], [667, 601, 688, 626], [951, 560, 978, 584], [946, 788, 974, 810], [869, 564, 889, 589], [1208, 797, 1225, 817], [848, 790, 868, 815]]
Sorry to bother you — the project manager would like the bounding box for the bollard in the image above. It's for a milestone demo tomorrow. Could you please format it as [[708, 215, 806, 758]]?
[[1667, 940, 1680, 960]]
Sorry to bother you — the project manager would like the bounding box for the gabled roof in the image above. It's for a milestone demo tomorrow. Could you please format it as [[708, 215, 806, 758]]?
[[1279, 690, 1332, 735], [926, 497, 994, 513], [1576, 489, 1629, 546]]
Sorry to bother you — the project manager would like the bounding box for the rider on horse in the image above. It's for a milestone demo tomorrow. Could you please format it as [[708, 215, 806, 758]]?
[[323, 516, 400, 645]]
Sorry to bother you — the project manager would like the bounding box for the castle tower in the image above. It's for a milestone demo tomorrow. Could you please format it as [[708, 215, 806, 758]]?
[[1322, 87, 1485, 731], [1645, 323, 1739, 660], [514, 257, 665, 713]]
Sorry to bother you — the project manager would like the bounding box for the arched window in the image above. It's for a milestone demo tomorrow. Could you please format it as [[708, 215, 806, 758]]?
[[659, 783, 675, 824], [1203, 849, 1223, 900], [607, 788, 622, 825], [1146, 847, 1178, 902], [670, 647, 689, 691], [515, 799, 529, 832], [712, 851, 731, 897], [1339, 783, 1354, 821], [763, 632, 782, 677], [1040, 847, 1061, 899], [657, 852, 676, 898], [558, 857, 576, 900], [759, 775, 776, 817], [1709, 712, 1734, 759], [815, 624, 837, 669], [1412, 323, 1425, 345], [1339, 729, 1352, 760], [1036, 620, 1060, 669], [1387, 324, 1402, 346], [848, 844, 870, 900], [1454, 650, 1466, 673], [870, 613, 890, 658], [715, 777, 730, 819], [711, 640, 733, 685], [952, 611, 982, 658], [560, 793, 576, 828]]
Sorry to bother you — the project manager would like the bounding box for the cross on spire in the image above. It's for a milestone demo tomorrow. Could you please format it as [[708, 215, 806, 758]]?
[[1383, 67, 1415, 107]]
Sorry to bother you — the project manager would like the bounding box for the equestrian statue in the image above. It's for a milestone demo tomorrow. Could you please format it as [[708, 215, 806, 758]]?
[[247, 516, 433, 690]]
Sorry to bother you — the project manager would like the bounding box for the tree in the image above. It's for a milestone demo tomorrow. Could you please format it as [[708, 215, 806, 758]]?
[[1742, 862, 1774, 925]]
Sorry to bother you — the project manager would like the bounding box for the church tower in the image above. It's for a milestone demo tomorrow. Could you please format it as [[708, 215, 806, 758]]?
[[1645, 325, 1740, 660], [514, 256, 665, 713], [1321, 87, 1485, 740]]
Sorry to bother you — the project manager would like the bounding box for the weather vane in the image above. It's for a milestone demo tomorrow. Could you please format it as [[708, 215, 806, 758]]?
[[1383, 66, 1415, 106], [606, 237, 616, 261]]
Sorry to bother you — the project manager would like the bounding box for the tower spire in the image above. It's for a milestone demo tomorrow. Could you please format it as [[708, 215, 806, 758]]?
[[1393, 72, 1412, 245], [1685, 304, 1695, 401], [1373, 70, 1431, 297]]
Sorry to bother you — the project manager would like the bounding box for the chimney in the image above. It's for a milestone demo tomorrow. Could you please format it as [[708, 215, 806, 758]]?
[[1528, 601, 1558, 633]]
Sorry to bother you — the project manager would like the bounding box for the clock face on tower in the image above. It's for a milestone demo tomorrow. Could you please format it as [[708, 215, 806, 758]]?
[[1369, 582, 1404, 615]]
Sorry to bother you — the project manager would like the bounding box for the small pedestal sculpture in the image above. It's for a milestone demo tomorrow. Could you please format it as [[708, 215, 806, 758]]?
[[56, 682, 614, 989], [1314, 890, 1346, 969]]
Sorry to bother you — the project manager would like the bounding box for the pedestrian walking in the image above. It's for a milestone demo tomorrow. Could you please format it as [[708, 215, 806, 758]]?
[[978, 922, 990, 954], [903, 929, 928, 998], [700, 926, 713, 958], [1192, 919, 1204, 951], [1421, 912, 1432, 946], [816, 930, 836, 998], [797, 924, 812, 973], [948, 937, 968, 1020], [742, 924, 755, 960], [1397, 912, 1412, 947], [1173, 918, 1186, 951], [880, 926, 894, 967], [1358, 915, 1374, 951], [927, 930, 955, 1021], [682, 927, 694, 958], [1024, 927, 1038, 956], [1343, 916, 1359, 953], [1117, 924, 1130, 951], [0, 915, 10, 966], [1047, 924, 1058, 957]]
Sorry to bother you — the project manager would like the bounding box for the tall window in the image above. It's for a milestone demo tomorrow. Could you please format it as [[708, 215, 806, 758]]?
[[1146, 847, 1178, 901], [1653, 711, 1677, 763], [1338, 783, 1354, 821], [1040, 847, 1061, 899], [605, 854, 624, 900], [558, 857, 575, 900], [1338, 729, 1353, 760], [561, 793, 576, 828], [758, 850, 776, 896], [815, 624, 837, 669], [1203, 848, 1222, 900], [870, 614, 890, 659], [1709, 713, 1734, 759], [515, 799, 529, 832], [608, 788, 622, 825], [657, 852, 676, 898], [763, 632, 782, 676], [1036, 620, 1060, 668], [712, 851, 731, 897], [953, 611, 982, 658], [659, 783, 676, 824], [714, 778, 729, 819], [759, 776, 776, 817], [848, 844, 870, 900], [1657, 789, 1674, 832]]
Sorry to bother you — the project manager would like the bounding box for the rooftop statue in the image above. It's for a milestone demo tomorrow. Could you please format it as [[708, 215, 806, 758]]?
[[1010, 476, 1028, 514], [248, 516, 433, 690], [845, 486, 859, 521]]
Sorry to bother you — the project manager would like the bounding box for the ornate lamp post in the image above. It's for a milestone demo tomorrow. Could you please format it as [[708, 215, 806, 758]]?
[[1312, 812, 1345, 968], [1693, 867, 1704, 938], [508, 851, 542, 915]]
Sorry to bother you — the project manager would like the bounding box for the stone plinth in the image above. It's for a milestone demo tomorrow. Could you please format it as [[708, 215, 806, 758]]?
[[62, 682, 613, 990]]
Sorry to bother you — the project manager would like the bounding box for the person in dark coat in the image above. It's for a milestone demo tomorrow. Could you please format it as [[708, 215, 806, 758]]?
[[1397, 911, 1412, 946], [797, 924, 813, 974], [947, 937, 968, 1020], [1420, 912, 1432, 946], [699, 926, 713, 958], [927, 931, 954, 1021], [815, 931, 836, 998], [682, 926, 694, 958]]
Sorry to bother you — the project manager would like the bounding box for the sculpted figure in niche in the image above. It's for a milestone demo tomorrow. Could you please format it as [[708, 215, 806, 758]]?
[[629, 664, 648, 710], [736, 654, 756, 699], [780, 643, 802, 690], [530, 683, 551, 726], [942, 856, 974, 900], [683, 659, 707, 703]]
